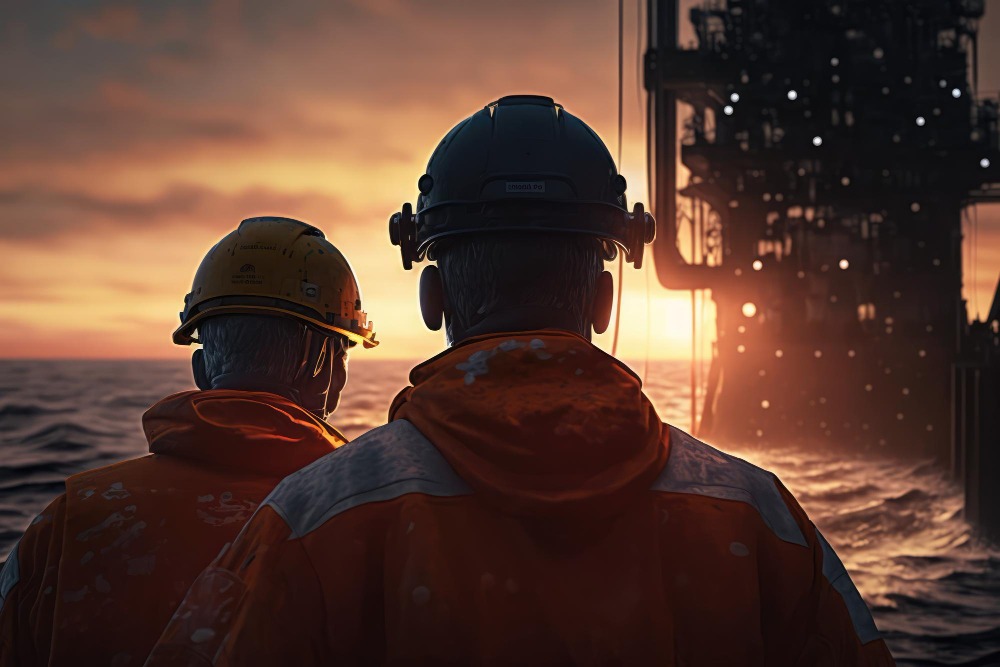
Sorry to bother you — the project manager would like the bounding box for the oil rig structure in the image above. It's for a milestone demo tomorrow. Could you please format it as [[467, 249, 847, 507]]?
[[644, 0, 1000, 532]]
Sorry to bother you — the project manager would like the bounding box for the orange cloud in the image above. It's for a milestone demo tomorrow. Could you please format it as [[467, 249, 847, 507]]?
[[77, 5, 139, 41]]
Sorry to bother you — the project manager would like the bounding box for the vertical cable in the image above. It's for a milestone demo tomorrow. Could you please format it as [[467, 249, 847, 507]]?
[[963, 206, 971, 318], [618, 0, 624, 169], [974, 203, 980, 318], [644, 250, 652, 382], [639, 0, 652, 384], [691, 202, 698, 432], [645, 5, 656, 383], [611, 0, 626, 357], [700, 251, 707, 418]]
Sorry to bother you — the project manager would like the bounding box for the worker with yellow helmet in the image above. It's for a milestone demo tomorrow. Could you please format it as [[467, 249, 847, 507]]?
[[0, 217, 376, 667], [174, 215, 377, 418]]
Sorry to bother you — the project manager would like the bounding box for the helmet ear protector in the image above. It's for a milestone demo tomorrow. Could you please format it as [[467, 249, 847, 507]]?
[[626, 202, 657, 269], [388, 202, 419, 270], [390, 198, 655, 270]]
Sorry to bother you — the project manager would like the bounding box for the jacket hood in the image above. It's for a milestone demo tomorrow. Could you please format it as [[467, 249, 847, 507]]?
[[144, 390, 345, 477], [390, 331, 669, 517]]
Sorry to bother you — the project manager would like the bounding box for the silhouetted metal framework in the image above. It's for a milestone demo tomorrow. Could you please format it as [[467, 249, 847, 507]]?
[[955, 281, 1000, 536], [645, 0, 1000, 458]]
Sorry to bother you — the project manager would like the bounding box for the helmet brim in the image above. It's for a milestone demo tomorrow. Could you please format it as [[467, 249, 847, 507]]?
[[173, 304, 379, 349]]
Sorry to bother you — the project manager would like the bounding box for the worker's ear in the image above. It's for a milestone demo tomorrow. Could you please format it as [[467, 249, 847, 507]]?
[[192, 349, 211, 390], [592, 270, 614, 335], [418, 265, 444, 331]]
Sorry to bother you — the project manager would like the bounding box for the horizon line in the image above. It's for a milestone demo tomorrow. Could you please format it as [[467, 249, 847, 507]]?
[[0, 355, 694, 363]]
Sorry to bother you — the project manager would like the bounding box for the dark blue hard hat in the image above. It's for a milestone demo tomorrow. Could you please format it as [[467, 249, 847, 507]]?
[[389, 95, 654, 269]]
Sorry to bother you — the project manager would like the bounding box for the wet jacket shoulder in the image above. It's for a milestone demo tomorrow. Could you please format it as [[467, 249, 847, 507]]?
[[0, 390, 343, 667], [0, 494, 64, 666], [649, 427, 892, 665]]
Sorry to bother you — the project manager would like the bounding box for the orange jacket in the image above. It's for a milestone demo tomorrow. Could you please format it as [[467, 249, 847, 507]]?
[[0, 390, 344, 667], [148, 332, 895, 666]]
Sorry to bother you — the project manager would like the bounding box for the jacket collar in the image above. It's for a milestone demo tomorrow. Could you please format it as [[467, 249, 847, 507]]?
[[143, 389, 344, 477]]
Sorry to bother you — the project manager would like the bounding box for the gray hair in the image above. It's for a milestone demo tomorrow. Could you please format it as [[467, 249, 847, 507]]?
[[198, 315, 344, 385], [433, 233, 605, 340]]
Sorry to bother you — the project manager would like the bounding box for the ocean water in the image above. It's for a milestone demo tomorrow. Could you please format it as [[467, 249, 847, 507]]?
[[0, 359, 997, 665]]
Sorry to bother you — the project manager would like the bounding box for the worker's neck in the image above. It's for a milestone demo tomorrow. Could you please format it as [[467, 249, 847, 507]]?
[[208, 373, 302, 405], [452, 306, 589, 345]]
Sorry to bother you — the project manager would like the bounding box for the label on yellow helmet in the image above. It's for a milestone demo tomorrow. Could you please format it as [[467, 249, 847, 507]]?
[[239, 242, 277, 251], [232, 264, 263, 286]]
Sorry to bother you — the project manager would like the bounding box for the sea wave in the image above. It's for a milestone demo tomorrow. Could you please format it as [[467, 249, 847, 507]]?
[[0, 358, 996, 665]]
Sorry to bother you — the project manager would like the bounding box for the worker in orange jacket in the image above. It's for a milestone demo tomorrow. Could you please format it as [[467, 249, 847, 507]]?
[[0, 216, 378, 667], [147, 97, 895, 665]]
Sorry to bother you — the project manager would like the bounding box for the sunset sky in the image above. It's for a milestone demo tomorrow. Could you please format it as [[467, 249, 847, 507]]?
[[2, 0, 998, 361]]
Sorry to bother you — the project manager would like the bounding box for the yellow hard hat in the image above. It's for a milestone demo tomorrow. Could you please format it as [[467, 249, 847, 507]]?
[[173, 216, 378, 348]]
